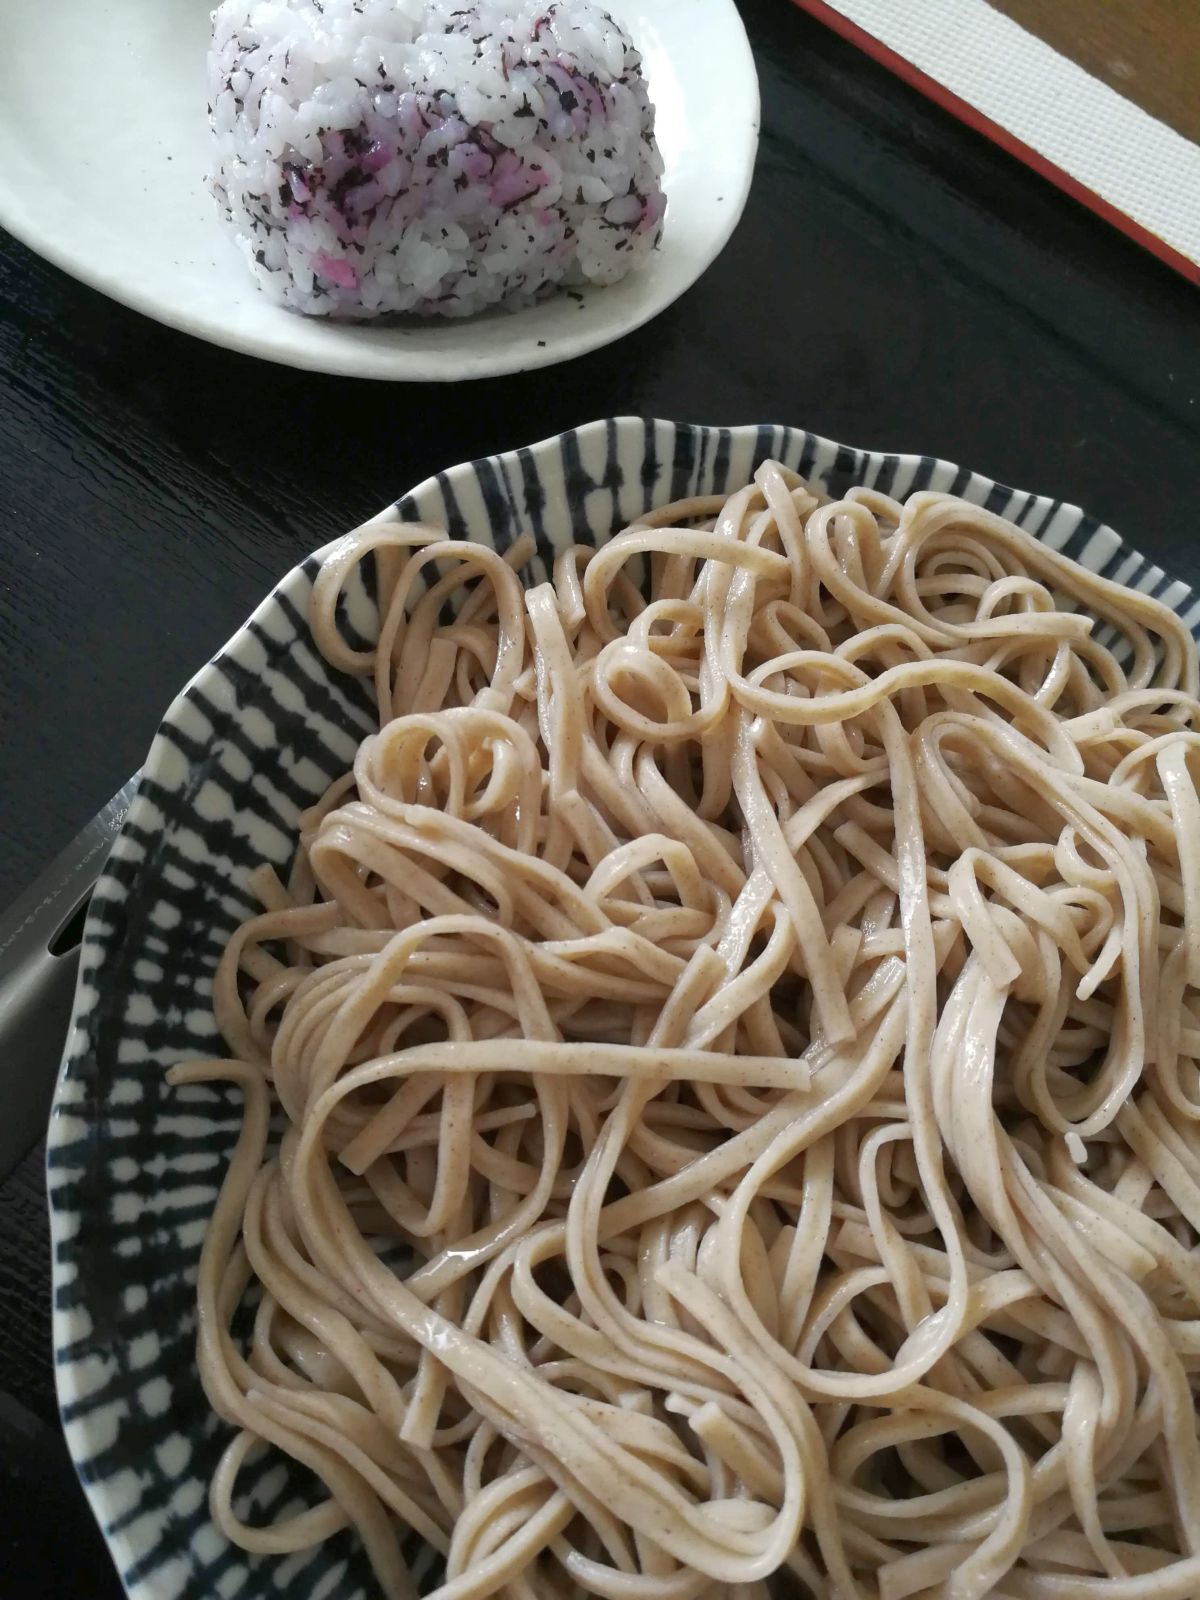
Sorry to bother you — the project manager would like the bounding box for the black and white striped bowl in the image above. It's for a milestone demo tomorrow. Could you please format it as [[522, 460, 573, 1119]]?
[[47, 417, 1200, 1599]]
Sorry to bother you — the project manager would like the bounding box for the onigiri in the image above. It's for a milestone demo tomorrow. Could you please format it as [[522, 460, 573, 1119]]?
[[207, 0, 667, 319]]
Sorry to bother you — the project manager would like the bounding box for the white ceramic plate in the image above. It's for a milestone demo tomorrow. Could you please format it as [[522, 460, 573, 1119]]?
[[0, 0, 757, 381]]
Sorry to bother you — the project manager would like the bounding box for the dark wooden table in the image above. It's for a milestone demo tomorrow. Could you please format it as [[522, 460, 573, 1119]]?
[[2, 0, 1198, 1590]]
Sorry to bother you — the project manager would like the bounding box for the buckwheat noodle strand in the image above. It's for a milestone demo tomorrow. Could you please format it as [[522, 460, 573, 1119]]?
[[171, 466, 1200, 1598]]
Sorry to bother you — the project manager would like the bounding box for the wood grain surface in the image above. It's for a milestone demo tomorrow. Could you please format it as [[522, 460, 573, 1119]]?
[[991, 0, 1200, 144], [2, 0, 1200, 1590]]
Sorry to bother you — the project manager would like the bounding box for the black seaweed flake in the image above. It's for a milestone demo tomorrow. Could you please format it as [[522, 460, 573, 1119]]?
[[330, 166, 370, 210]]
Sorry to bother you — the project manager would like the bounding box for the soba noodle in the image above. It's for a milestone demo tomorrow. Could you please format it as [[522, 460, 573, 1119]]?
[[172, 466, 1200, 1599]]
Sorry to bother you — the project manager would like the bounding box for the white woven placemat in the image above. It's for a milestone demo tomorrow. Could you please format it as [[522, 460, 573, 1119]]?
[[802, 0, 1200, 277]]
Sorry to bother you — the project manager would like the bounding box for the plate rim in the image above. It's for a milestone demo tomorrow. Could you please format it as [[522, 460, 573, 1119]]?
[[46, 415, 1200, 1596], [0, 0, 759, 381]]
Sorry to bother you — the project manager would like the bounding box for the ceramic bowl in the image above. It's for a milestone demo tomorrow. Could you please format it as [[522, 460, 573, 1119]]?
[[48, 417, 1199, 1598]]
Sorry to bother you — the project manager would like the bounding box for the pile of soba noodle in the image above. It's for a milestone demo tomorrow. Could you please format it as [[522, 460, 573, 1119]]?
[[174, 464, 1200, 1600]]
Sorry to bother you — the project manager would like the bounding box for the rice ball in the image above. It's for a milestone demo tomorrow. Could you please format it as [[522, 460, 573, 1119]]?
[[207, 0, 667, 319]]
